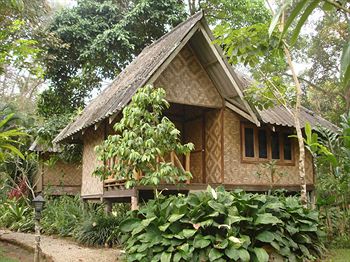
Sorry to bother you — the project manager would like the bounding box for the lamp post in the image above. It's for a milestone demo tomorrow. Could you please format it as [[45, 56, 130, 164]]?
[[32, 195, 45, 262]]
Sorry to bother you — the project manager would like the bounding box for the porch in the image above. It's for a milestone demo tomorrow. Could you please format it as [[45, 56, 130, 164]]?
[[101, 102, 221, 209]]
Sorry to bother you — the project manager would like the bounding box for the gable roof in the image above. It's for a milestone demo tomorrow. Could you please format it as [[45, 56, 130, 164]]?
[[54, 12, 204, 143], [54, 12, 337, 143]]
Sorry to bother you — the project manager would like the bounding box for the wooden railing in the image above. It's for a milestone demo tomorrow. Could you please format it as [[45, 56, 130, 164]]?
[[103, 151, 191, 191]]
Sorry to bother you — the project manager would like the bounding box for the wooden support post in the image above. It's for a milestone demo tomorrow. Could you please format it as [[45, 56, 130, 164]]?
[[131, 189, 139, 211], [34, 219, 41, 262], [185, 153, 190, 184], [170, 152, 175, 165], [131, 196, 138, 211], [309, 190, 316, 209], [104, 199, 113, 214]]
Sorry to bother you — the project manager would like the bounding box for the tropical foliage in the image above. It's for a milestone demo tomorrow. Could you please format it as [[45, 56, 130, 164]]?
[[0, 198, 34, 232], [74, 210, 127, 247], [0, 113, 26, 161], [311, 113, 350, 247], [37, 0, 187, 117], [94, 86, 193, 188], [41, 195, 99, 237], [120, 187, 325, 262]]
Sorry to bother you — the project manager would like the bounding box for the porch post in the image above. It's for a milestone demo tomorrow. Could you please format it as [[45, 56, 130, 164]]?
[[103, 199, 113, 214], [309, 190, 316, 209], [131, 189, 139, 210]]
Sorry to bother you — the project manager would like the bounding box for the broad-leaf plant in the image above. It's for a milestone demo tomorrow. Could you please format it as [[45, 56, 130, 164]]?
[[120, 187, 325, 262], [94, 86, 194, 189]]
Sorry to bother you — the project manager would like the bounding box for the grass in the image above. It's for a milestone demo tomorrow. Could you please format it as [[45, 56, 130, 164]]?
[[324, 249, 350, 262], [0, 246, 18, 262], [0, 241, 34, 262]]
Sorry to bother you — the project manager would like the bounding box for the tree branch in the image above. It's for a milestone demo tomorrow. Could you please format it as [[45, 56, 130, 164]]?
[[283, 72, 346, 100], [325, 0, 350, 15]]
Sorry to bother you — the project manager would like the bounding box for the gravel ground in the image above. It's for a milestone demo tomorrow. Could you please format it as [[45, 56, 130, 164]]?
[[0, 229, 123, 262]]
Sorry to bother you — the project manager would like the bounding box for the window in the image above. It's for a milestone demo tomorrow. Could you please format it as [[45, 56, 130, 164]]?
[[241, 124, 294, 164], [283, 133, 292, 161], [244, 127, 255, 157]]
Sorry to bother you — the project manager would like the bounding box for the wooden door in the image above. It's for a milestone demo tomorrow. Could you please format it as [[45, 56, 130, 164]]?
[[184, 117, 205, 183]]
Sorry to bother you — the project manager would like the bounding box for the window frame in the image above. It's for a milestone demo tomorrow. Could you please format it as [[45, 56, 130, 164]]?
[[240, 123, 295, 165]]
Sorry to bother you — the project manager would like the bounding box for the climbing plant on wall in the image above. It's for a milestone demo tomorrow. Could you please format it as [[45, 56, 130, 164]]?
[[94, 86, 194, 189]]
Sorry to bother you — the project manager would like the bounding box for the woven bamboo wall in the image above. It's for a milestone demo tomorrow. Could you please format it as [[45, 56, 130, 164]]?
[[81, 126, 104, 196], [223, 109, 314, 186], [205, 109, 223, 183], [42, 161, 81, 186], [34, 157, 81, 193], [154, 44, 223, 108], [34, 164, 43, 192]]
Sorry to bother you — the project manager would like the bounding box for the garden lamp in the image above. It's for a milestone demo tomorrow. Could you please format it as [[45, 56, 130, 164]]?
[[32, 195, 45, 262], [32, 195, 45, 219]]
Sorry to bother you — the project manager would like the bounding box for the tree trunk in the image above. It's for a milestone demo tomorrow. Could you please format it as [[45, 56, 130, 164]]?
[[274, 8, 308, 206], [284, 46, 308, 206], [188, 0, 196, 15]]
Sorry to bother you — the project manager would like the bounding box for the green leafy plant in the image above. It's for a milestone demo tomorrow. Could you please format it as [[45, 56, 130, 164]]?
[[269, 0, 350, 88], [312, 113, 350, 248], [120, 187, 325, 262], [255, 160, 288, 194], [36, 113, 83, 164], [74, 211, 127, 247], [41, 195, 103, 237], [0, 198, 34, 232], [0, 113, 27, 161], [94, 86, 194, 189]]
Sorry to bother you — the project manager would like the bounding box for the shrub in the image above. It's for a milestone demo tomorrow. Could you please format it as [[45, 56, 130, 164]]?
[[74, 203, 128, 247], [74, 213, 124, 247], [320, 206, 350, 248], [41, 195, 102, 237], [0, 198, 34, 232], [120, 187, 325, 262]]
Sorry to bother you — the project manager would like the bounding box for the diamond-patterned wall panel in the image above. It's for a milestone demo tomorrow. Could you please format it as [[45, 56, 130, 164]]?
[[154, 45, 222, 108], [205, 110, 223, 183], [43, 161, 82, 186]]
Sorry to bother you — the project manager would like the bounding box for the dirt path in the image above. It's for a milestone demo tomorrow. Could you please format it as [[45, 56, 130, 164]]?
[[0, 229, 123, 262]]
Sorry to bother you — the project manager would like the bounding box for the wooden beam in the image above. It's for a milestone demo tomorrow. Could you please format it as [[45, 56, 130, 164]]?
[[225, 101, 258, 124], [109, 113, 118, 124], [204, 59, 218, 68], [174, 153, 185, 172]]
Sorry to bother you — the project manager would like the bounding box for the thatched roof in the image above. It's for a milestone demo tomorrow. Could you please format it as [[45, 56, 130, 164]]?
[[54, 12, 204, 143], [29, 139, 60, 153], [54, 12, 337, 143]]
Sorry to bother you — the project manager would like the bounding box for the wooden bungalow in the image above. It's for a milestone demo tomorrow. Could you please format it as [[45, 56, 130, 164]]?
[[30, 141, 82, 195], [53, 12, 336, 208]]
